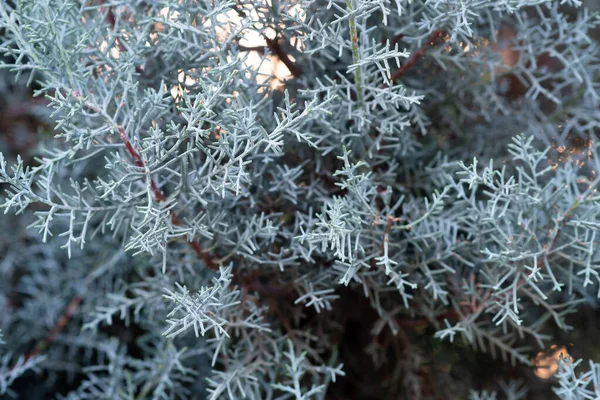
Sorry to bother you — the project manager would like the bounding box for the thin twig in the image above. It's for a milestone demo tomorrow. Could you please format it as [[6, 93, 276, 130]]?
[[231, 5, 302, 78], [9, 296, 82, 370], [389, 29, 446, 84], [369, 215, 399, 270], [73, 92, 219, 269], [117, 127, 219, 270]]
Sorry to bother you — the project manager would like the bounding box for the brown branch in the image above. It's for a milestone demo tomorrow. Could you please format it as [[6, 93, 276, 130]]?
[[117, 127, 219, 270], [85, 6, 219, 270], [382, 32, 406, 47], [231, 5, 302, 78], [5, 4, 219, 378], [369, 215, 400, 270], [100, 0, 218, 270], [10, 296, 82, 370], [264, 36, 302, 78], [389, 29, 446, 84]]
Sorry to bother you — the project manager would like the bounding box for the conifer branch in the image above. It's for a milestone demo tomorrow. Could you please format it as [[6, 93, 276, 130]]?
[[117, 127, 219, 271]]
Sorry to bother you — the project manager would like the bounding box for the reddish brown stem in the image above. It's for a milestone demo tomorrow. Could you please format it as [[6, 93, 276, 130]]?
[[389, 33, 405, 47], [117, 127, 218, 270], [118, 127, 165, 202], [370, 215, 400, 269], [99, 0, 217, 269], [389, 29, 446, 84], [10, 296, 82, 370]]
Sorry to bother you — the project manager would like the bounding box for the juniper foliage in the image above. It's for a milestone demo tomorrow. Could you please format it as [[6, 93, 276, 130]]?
[[1, 0, 600, 398]]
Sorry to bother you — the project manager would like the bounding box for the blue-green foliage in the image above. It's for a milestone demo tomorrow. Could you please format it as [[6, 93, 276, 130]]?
[[1, 0, 600, 398]]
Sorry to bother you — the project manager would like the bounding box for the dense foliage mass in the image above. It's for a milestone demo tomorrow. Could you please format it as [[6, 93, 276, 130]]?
[[2, 0, 600, 398]]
